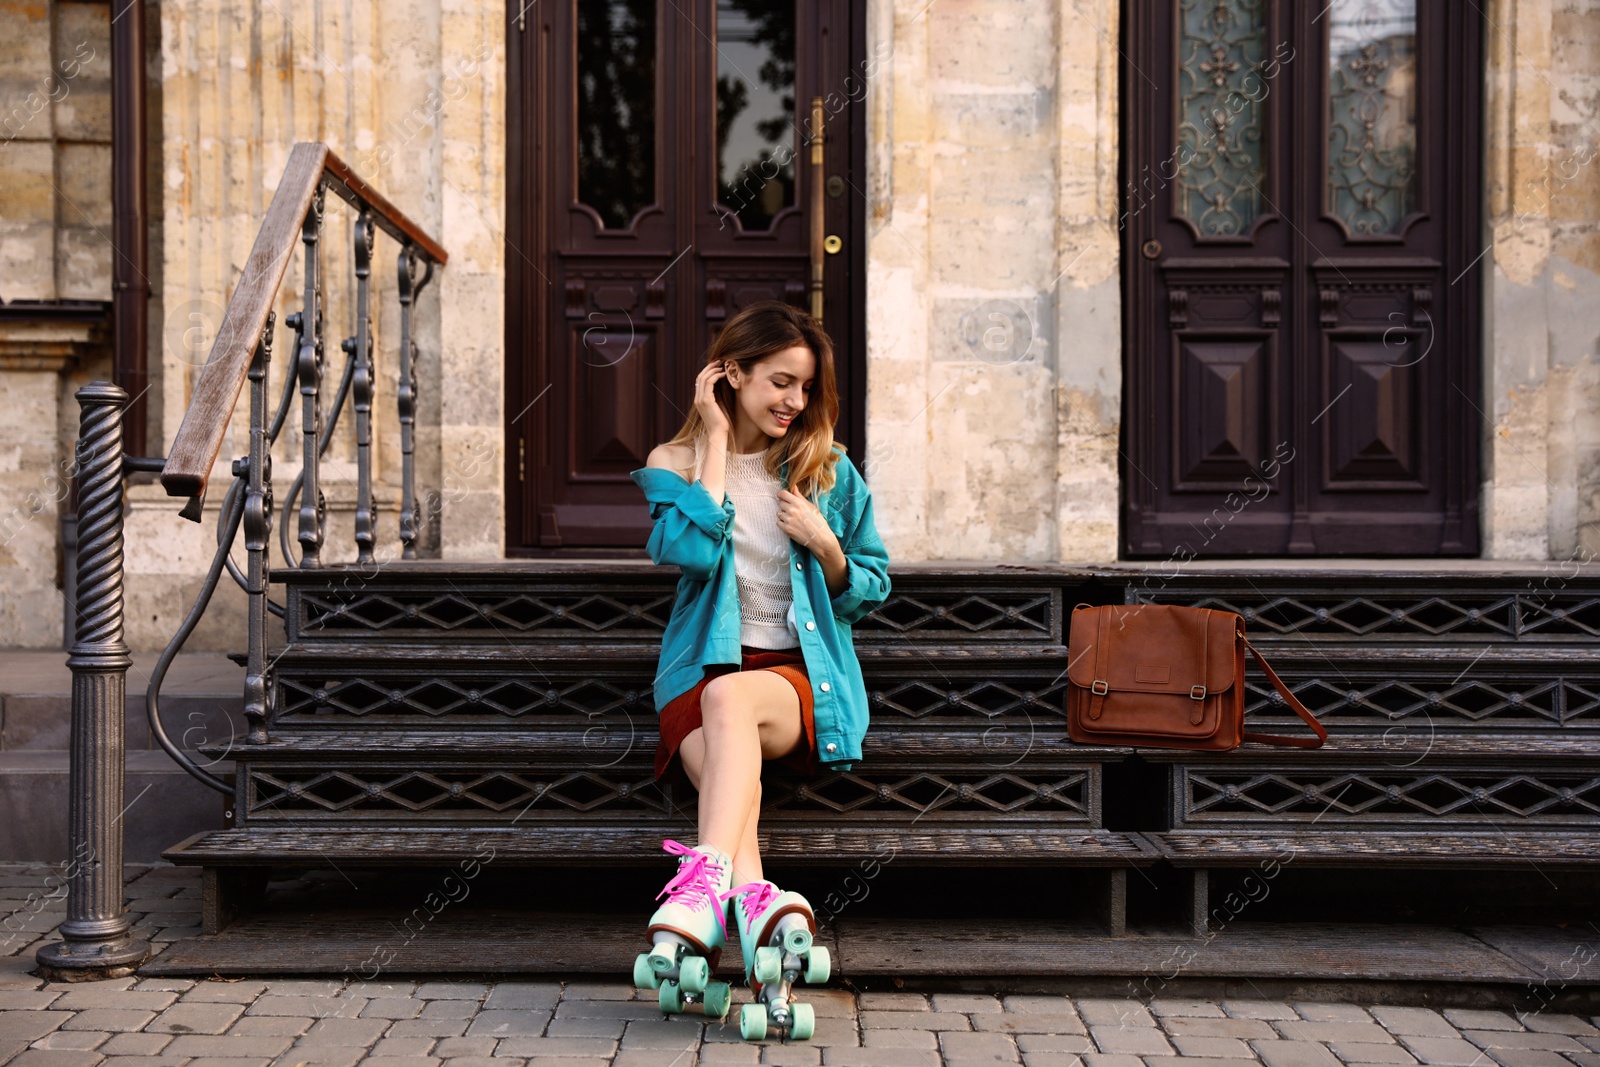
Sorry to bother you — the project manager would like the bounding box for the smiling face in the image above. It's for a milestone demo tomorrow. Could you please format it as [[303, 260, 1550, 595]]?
[[728, 344, 817, 450]]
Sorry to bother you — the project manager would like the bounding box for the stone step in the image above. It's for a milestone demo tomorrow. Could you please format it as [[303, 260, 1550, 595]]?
[[0, 652, 241, 863], [0, 651, 245, 753], [0, 749, 231, 864]]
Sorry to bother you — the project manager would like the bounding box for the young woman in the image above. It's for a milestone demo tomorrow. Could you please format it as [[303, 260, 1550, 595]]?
[[628, 301, 891, 1040]]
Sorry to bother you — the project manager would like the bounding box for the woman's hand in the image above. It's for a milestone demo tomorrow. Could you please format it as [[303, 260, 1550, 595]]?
[[779, 489, 849, 599], [776, 488, 842, 563], [694, 361, 733, 444]]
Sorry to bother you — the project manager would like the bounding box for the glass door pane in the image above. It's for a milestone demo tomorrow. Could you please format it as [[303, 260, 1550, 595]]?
[[1175, 0, 1270, 238], [576, 0, 657, 229], [1327, 0, 1418, 236], [714, 0, 797, 232]]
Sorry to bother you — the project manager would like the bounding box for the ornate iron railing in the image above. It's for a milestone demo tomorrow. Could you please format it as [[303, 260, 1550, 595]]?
[[39, 143, 446, 980]]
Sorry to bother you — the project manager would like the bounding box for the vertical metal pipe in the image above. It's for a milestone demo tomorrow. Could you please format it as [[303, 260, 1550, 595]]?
[[111, 0, 148, 457], [808, 96, 825, 324], [36, 383, 151, 981], [396, 249, 419, 560], [297, 189, 326, 567], [352, 214, 376, 565]]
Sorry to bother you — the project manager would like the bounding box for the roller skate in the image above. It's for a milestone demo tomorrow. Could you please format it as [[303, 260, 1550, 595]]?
[[633, 839, 735, 1019], [721, 879, 831, 1041]]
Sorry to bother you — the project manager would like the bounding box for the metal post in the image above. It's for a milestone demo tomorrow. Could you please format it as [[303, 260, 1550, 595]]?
[[352, 213, 376, 564], [37, 383, 151, 981], [297, 187, 327, 567], [396, 248, 423, 560], [242, 319, 275, 745]]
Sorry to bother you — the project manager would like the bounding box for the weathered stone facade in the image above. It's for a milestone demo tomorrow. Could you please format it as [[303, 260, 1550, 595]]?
[[1483, 0, 1600, 561], [124, 0, 506, 650], [863, 0, 1122, 563], [2, 0, 1599, 651], [0, 2, 117, 648]]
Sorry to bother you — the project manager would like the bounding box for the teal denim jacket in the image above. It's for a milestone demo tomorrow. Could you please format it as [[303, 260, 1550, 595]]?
[[629, 445, 891, 771]]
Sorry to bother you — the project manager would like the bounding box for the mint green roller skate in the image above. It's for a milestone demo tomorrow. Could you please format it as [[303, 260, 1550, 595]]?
[[633, 839, 734, 1020], [721, 879, 831, 1041]]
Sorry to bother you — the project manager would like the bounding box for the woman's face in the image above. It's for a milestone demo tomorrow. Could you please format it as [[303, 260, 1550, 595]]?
[[729, 345, 816, 441]]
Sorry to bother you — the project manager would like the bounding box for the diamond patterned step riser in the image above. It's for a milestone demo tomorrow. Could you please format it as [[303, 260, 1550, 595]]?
[[1133, 582, 1600, 641], [1240, 672, 1600, 728], [285, 581, 1064, 645], [264, 664, 1600, 730], [237, 762, 1101, 826], [1172, 764, 1600, 829], [279, 569, 1600, 646], [268, 668, 1083, 725]]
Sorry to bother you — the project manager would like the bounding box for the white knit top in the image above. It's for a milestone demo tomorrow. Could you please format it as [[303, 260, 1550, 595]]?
[[694, 434, 799, 649]]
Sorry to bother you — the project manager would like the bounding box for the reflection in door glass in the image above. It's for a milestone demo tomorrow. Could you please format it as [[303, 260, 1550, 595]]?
[[716, 1, 796, 232], [1327, 0, 1417, 235], [1175, 0, 1268, 237], [577, 0, 656, 229]]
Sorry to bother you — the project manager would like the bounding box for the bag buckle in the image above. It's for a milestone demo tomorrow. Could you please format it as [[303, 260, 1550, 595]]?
[[1091, 680, 1109, 696], [1190, 685, 1207, 700]]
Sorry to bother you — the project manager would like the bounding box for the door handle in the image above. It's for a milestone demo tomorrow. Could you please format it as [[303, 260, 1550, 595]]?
[[809, 96, 825, 323]]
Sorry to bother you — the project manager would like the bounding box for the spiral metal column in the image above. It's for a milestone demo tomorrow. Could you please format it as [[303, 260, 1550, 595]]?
[[37, 383, 152, 980]]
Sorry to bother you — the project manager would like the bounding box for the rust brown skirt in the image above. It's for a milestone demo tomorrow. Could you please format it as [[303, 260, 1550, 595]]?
[[653, 644, 819, 788]]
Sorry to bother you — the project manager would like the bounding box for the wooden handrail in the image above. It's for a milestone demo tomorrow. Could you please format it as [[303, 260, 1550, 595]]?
[[322, 153, 449, 265], [161, 143, 447, 500]]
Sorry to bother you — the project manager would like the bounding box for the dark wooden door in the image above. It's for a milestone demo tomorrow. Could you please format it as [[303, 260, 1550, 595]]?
[[506, 0, 867, 554], [1121, 0, 1482, 557]]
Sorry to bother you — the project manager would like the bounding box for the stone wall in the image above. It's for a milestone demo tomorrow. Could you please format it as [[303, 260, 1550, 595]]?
[[0, 1, 116, 648], [1482, 0, 1600, 561], [132, 0, 506, 648], [0, 1, 111, 304], [863, 0, 1122, 564]]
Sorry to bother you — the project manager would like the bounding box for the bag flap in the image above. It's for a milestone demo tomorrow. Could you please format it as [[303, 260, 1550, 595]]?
[[1073, 690, 1225, 739], [1068, 603, 1237, 695]]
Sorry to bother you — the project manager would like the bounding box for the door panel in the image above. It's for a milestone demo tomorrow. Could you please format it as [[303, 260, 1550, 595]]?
[[1175, 334, 1270, 486], [507, 0, 866, 553], [1121, 0, 1482, 557]]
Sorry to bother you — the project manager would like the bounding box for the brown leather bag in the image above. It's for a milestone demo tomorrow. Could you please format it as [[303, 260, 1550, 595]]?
[[1067, 603, 1328, 750]]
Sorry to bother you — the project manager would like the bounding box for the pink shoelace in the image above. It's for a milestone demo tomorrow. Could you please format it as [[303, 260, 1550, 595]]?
[[657, 839, 730, 937], [722, 880, 779, 929]]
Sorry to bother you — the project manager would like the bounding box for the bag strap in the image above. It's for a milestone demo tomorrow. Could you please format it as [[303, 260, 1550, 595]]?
[[1088, 607, 1111, 721], [1238, 636, 1329, 748]]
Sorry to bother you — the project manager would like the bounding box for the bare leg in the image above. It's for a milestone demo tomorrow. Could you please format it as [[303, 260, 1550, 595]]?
[[677, 671, 804, 887], [683, 733, 764, 884], [730, 782, 763, 887]]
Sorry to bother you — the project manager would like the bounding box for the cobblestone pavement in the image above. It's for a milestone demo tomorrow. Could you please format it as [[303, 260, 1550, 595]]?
[[2, 865, 1598, 1067]]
